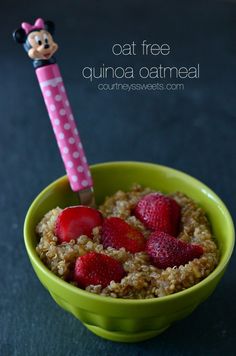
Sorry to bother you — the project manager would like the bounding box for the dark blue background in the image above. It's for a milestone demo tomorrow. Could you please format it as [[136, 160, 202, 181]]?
[[0, 1, 235, 355]]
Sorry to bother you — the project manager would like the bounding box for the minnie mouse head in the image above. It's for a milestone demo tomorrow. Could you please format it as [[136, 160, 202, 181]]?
[[13, 18, 58, 67]]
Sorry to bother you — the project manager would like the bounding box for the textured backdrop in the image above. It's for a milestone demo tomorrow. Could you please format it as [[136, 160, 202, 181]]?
[[0, 1, 235, 355]]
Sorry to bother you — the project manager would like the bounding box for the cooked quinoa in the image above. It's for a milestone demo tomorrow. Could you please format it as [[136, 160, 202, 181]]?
[[36, 185, 219, 299]]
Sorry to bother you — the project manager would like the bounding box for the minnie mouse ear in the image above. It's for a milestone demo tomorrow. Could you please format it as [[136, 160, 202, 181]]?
[[13, 28, 26, 44], [44, 21, 55, 35]]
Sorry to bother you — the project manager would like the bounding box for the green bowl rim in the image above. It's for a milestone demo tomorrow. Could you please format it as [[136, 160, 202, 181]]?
[[24, 161, 235, 305]]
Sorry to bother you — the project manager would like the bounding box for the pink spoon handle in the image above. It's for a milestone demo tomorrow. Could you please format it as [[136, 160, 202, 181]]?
[[36, 64, 93, 192]]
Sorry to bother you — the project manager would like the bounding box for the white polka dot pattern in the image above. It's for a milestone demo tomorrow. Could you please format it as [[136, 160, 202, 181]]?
[[77, 165, 84, 172], [60, 109, 66, 116], [36, 64, 93, 192], [55, 94, 62, 101], [68, 137, 75, 144], [67, 161, 73, 168], [64, 123, 70, 130]]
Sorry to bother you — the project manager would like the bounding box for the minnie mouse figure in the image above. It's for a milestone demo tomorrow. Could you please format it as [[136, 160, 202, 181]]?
[[13, 18, 58, 68]]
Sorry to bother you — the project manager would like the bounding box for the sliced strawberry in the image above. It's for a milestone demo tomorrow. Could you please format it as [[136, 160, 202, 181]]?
[[74, 252, 125, 288], [146, 231, 204, 269], [101, 217, 146, 253], [134, 193, 181, 236], [55, 206, 103, 243]]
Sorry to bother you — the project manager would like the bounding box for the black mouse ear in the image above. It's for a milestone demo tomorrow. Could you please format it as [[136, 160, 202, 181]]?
[[13, 28, 26, 44], [44, 20, 55, 35]]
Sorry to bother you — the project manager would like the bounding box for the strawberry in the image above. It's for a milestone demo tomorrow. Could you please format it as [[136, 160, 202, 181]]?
[[134, 193, 181, 236], [55, 206, 103, 243], [101, 217, 146, 253], [146, 231, 204, 269], [74, 252, 125, 288]]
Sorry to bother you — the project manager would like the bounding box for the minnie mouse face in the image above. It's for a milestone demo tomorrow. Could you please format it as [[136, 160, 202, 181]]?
[[27, 29, 58, 60], [13, 19, 58, 66]]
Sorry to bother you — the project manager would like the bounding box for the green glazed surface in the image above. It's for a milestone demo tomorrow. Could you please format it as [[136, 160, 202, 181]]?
[[24, 161, 235, 342]]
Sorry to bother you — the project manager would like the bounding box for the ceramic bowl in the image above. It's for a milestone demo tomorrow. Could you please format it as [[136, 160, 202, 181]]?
[[24, 161, 234, 342]]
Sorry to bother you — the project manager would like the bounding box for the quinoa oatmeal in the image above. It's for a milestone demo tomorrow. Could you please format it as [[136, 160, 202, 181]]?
[[36, 185, 219, 299]]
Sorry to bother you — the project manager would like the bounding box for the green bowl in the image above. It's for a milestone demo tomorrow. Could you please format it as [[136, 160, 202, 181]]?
[[24, 161, 234, 343]]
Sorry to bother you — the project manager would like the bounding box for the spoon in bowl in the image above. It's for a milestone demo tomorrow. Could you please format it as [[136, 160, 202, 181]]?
[[13, 18, 95, 207]]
